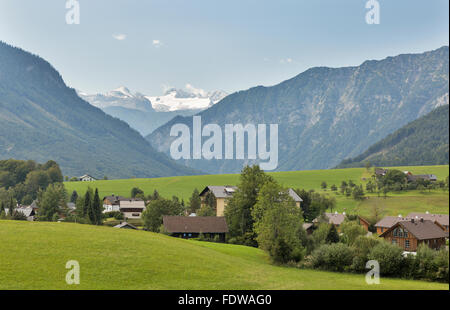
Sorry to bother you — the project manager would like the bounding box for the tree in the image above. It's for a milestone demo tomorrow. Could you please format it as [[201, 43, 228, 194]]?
[[82, 187, 93, 218], [197, 204, 216, 216], [38, 183, 67, 221], [325, 224, 339, 243], [340, 181, 347, 195], [8, 196, 15, 217], [340, 221, 366, 245], [224, 165, 273, 245], [152, 190, 160, 201], [352, 185, 365, 200], [188, 188, 201, 214], [131, 187, 144, 198], [252, 181, 305, 263], [89, 188, 103, 225], [321, 181, 327, 191], [330, 184, 337, 191], [142, 198, 184, 232], [365, 161, 372, 171], [70, 190, 78, 203]]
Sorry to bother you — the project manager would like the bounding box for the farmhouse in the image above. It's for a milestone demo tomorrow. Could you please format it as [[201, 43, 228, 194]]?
[[103, 195, 145, 219], [358, 216, 371, 231], [79, 174, 97, 182], [379, 218, 446, 251], [163, 216, 229, 241], [199, 186, 302, 217], [406, 174, 437, 183]]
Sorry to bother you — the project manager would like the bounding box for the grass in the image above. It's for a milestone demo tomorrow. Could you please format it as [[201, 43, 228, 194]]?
[[0, 220, 447, 290], [65, 165, 449, 217]]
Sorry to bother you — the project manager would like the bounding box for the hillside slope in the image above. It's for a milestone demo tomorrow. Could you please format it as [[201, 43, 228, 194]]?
[[148, 47, 449, 174], [338, 105, 449, 168], [0, 42, 197, 179], [0, 221, 446, 290]]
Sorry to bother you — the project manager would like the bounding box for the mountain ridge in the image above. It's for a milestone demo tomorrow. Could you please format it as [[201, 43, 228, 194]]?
[[147, 46, 449, 174], [0, 41, 198, 179]]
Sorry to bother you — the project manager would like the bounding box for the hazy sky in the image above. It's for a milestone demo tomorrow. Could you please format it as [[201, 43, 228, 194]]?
[[0, 0, 448, 95]]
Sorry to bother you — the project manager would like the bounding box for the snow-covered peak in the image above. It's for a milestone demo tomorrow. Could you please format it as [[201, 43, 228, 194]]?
[[108, 86, 133, 98]]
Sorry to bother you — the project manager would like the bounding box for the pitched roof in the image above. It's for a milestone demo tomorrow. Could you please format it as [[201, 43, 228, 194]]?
[[375, 216, 412, 228], [16, 207, 35, 217], [119, 200, 146, 209], [303, 223, 314, 230], [380, 219, 446, 240], [407, 213, 449, 226], [103, 195, 144, 205], [114, 222, 138, 229], [288, 188, 303, 202], [323, 212, 346, 225], [199, 186, 237, 198], [163, 216, 229, 233]]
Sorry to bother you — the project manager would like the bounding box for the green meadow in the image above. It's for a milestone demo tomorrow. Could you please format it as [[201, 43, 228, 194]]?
[[0, 220, 447, 290], [65, 165, 449, 217]]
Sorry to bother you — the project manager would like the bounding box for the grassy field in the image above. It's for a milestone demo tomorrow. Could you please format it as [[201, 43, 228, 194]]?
[[65, 165, 449, 217], [0, 220, 447, 290]]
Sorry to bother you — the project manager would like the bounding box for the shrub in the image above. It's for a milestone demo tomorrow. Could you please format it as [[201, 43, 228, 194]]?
[[368, 242, 403, 276], [433, 249, 449, 282], [311, 243, 354, 272], [350, 236, 383, 272]]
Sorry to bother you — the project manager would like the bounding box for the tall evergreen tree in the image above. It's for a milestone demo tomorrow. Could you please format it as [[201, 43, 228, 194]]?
[[188, 188, 201, 214], [70, 190, 78, 203], [325, 225, 340, 244], [83, 188, 92, 218], [91, 188, 102, 225]]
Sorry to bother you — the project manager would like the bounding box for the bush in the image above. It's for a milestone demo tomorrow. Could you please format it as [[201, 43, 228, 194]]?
[[311, 243, 354, 272], [368, 242, 403, 276], [350, 236, 383, 272]]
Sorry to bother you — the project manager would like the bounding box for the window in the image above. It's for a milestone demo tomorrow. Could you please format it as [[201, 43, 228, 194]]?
[[392, 239, 397, 245], [404, 230, 408, 238], [405, 240, 410, 248]]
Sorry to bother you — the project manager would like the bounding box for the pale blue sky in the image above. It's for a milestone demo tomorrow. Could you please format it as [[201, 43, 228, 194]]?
[[0, 0, 448, 95]]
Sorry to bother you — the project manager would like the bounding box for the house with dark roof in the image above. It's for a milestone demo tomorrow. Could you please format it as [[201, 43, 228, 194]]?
[[163, 216, 229, 241], [406, 174, 437, 183], [374, 168, 388, 177], [313, 212, 347, 231], [199, 186, 302, 217], [379, 218, 446, 251], [407, 212, 449, 233]]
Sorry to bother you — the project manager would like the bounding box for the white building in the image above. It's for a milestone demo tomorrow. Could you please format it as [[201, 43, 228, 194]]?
[[79, 174, 97, 182]]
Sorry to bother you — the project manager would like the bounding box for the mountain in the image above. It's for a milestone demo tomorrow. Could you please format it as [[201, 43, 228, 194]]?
[[337, 105, 449, 168], [147, 46, 449, 174], [0, 41, 198, 179], [79, 86, 228, 136]]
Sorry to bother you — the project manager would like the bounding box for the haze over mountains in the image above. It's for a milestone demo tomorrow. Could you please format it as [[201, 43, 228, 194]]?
[[79, 86, 228, 135], [0, 41, 198, 179], [148, 46, 449, 174]]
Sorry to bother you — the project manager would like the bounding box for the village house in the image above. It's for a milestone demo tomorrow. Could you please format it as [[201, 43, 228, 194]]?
[[375, 215, 412, 235], [374, 168, 388, 177], [162, 216, 229, 241], [313, 212, 347, 231], [302, 223, 314, 235], [379, 218, 447, 251], [79, 174, 97, 182], [405, 173, 437, 183], [199, 186, 303, 217], [358, 216, 371, 231], [103, 195, 145, 219]]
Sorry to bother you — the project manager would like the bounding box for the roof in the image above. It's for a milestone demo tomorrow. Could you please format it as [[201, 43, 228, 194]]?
[[103, 195, 144, 206], [16, 207, 35, 217], [79, 174, 97, 179], [375, 216, 412, 228], [288, 188, 303, 202], [114, 222, 138, 229], [163, 216, 229, 233], [375, 168, 387, 175], [303, 223, 313, 230], [407, 213, 449, 227], [119, 200, 146, 209], [324, 212, 346, 225], [199, 186, 237, 199], [380, 219, 447, 240], [407, 174, 437, 182]]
